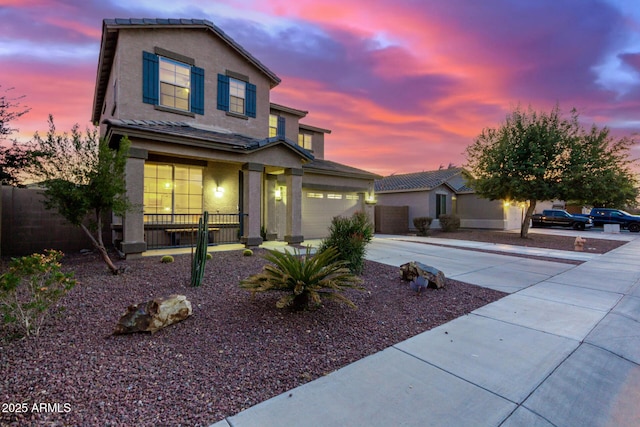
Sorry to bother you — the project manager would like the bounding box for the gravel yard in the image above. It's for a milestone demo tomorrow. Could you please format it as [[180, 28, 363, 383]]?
[[1, 247, 506, 426]]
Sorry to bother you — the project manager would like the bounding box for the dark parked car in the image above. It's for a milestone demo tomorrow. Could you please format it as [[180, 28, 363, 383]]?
[[575, 208, 640, 232], [531, 210, 594, 230]]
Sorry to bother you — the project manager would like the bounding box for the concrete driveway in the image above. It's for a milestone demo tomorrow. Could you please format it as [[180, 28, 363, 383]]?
[[213, 234, 640, 427], [365, 236, 579, 293]]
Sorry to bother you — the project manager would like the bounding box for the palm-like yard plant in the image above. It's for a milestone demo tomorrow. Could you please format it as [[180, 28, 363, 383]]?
[[239, 246, 364, 310]]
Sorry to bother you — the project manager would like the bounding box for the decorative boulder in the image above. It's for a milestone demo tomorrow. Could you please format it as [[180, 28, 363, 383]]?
[[113, 294, 192, 335], [399, 261, 446, 289]]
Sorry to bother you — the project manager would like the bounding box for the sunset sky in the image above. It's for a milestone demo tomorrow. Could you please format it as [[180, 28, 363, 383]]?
[[1, 0, 639, 176]]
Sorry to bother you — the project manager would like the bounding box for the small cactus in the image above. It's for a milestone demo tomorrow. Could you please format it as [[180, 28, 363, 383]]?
[[206, 253, 212, 260], [161, 255, 174, 264], [243, 249, 253, 257]]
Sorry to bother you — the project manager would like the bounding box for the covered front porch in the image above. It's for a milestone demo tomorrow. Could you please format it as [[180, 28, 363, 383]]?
[[104, 120, 313, 258]]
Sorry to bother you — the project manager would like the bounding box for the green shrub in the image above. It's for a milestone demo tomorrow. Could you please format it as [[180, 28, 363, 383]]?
[[413, 216, 433, 236], [243, 249, 253, 257], [161, 255, 174, 263], [0, 250, 76, 338], [240, 246, 363, 311], [439, 214, 461, 232], [206, 253, 212, 260], [319, 211, 373, 274]]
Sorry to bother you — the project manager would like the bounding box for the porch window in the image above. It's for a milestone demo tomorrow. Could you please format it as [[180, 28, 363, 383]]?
[[436, 194, 447, 218], [143, 163, 203, 219]]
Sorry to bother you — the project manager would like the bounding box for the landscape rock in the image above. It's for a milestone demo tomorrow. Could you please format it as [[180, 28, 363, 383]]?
[[113, 294, 192, 334], [400, 261, 446, 289]]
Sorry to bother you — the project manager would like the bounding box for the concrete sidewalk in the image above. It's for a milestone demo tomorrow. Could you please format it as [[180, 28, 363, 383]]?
[[212, 235, 640, 427]]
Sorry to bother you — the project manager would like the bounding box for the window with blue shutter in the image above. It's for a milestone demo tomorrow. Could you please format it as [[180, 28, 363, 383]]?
[[142, 50, 204, 115], [277, 116, 285, 137], [217, 73, 257, 118], [246, 83, 256, 118], [191, 66, 205, 115], [217, 74, 230, 111], [143, 51, 159, 105]]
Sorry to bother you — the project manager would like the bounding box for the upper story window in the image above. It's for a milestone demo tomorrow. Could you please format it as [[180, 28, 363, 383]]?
[[269, 115, 278, 137], [229, 78, 246, 115], [269, 114, 286, 138], [217, 73, 256, 118], [159, 57, 190, 111], [298, 133, 312, 150], [142, 50, 204, 115]]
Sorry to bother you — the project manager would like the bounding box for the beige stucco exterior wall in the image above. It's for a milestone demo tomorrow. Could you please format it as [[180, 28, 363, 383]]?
[[375, 191, 427, 231], [101, 28, 272, 139], [203, 162, 240, 214], [456, 194, 508, 229], [308, 131, 325, 159], [377, 187, 514, 231]]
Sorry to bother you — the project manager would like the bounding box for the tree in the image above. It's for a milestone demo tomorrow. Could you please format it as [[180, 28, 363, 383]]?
[[29, 116, 130, 274], [0, 86, 33, 186], [465, 105, 637, 238], [562, 125, 638, 208]]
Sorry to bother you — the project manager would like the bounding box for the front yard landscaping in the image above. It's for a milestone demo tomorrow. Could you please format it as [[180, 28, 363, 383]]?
[[1, 248, 505, 426]]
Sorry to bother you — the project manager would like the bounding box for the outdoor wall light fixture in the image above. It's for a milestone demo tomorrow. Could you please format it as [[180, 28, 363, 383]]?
[[365, 194, 377, 204], [214, 186, 224, 197], [275, 187, 282, 201], [504, 201, 511, 207]]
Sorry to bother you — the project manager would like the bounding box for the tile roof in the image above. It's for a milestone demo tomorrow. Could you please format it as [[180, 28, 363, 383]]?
[[375, 168, 471, 192], [103, 119, 314, 159], [303, 159, 382, 180]]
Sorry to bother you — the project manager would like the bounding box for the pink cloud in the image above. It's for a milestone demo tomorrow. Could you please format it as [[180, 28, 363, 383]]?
[[2, 0, 638, 177], [0, 59, 96, 142]]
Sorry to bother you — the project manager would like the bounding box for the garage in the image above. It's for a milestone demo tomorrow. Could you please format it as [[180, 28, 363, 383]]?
[[301, 190, 362, 238]]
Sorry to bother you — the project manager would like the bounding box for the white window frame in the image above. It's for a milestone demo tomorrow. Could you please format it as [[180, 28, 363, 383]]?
[[159, 57, 191, 112], [229, 78, 246, 115]]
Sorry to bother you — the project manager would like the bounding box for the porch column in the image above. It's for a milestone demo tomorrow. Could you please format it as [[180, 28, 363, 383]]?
[[285, 167, 304, 244], [264, 174, 278, 241], [242, 162, 263, 247], [121, 147, 148, 258]]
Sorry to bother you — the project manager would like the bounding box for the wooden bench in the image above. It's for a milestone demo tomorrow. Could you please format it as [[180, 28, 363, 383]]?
[[165, 227, 221, 246]]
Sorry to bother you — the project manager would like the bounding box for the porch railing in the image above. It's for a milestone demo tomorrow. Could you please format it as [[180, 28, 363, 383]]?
[[143, 213, 246, 249]]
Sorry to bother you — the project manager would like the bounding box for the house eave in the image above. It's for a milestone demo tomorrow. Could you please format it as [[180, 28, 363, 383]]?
[[270, 103, 308, 118], [103, 120, 313, 160], [303, 166, 381, 181]]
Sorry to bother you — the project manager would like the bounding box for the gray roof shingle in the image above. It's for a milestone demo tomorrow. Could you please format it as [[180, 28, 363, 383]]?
[[303, 159, 382, 180], [104, 119, 313, 159], [375, 168, 470, 192]]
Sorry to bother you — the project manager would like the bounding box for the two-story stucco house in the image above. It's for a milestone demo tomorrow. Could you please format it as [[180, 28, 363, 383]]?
[[91, 18, 379, 257]]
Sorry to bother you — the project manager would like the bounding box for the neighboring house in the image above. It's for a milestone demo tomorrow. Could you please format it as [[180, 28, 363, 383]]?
[[375, 168, 523, 231], [92, 18, 379, 257]]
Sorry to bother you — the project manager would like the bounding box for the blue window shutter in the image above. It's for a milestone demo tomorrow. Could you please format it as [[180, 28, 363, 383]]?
[[217, 74, 229, 111], [246, 82, 257, 118], [191, 66, 205, 115], [277, 116, 285, 138], [142, 51, 159, 105]]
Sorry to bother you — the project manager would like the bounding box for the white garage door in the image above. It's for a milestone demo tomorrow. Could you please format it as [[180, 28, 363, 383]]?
[[302, 190, 362, 238]]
